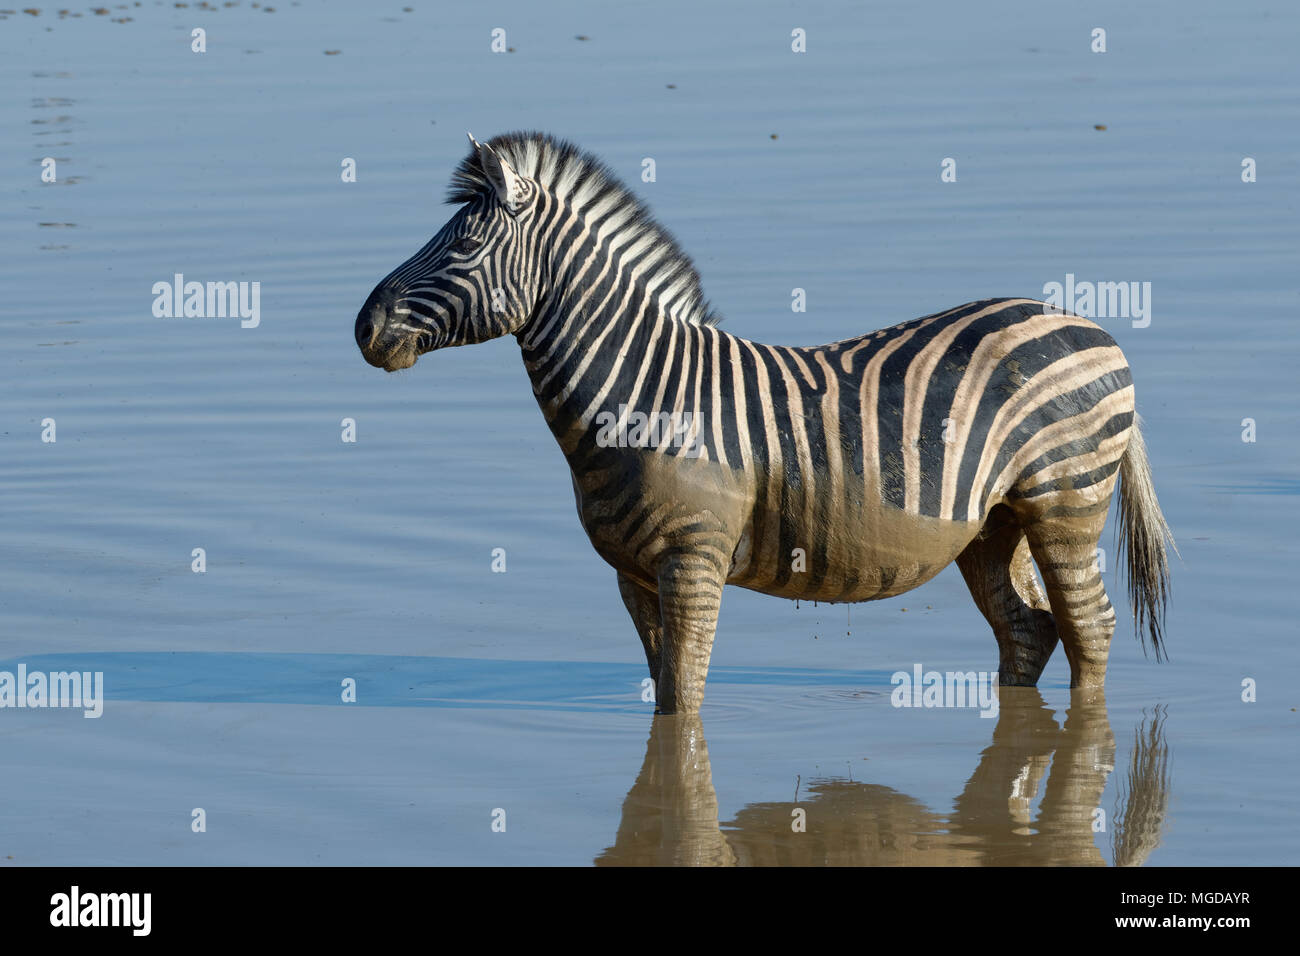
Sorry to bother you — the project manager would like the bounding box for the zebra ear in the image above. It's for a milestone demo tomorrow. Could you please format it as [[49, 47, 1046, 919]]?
[[469, 134, 530, 214]]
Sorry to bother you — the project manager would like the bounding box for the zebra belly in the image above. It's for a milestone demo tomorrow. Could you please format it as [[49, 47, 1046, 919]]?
[[726, 492, 983, 604]]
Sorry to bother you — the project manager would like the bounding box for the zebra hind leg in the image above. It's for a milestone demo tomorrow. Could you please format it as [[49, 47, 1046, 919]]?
[[1018, 498, 1117, 690], [617, 571, 664, 684], [956, 504, 1059, 686]]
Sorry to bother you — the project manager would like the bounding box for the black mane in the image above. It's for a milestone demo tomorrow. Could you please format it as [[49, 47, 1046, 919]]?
[[446, 131, 721, 327]]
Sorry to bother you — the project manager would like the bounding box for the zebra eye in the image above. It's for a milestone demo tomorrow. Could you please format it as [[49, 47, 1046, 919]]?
[[449, 237, 481, 255]]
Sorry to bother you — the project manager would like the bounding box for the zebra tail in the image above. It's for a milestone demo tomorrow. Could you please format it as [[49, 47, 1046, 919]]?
[[1116, 414, 1178, 661]]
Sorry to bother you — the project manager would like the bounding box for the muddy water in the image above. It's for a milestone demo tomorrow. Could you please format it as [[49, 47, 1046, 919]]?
[[1, 1, 1296, 865]]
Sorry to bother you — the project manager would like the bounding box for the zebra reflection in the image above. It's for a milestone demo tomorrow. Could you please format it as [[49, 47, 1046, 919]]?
[[596, 688, 1170, 866]]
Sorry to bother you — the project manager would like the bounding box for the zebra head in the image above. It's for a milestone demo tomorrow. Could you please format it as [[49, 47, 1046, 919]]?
[[355, 133, 541, 372]]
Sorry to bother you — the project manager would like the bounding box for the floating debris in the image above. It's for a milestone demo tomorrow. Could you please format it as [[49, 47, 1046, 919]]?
[[1094, 123, 1107, 130]]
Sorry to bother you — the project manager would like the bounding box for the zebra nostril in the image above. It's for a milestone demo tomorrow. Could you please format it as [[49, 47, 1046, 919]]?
[[356, 317, 376, 349], [356, 286, 399, 354], [355, 317, 374, 350]]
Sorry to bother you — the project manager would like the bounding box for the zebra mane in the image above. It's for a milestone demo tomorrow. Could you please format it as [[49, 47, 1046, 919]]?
[[446, 130, 721, 327]]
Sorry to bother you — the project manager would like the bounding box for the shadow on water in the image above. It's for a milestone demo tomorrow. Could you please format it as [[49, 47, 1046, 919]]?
[[596, 688, 1171, 867], [0, 652, 895, 712]]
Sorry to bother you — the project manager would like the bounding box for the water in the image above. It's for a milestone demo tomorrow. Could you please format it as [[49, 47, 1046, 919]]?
[[1, 0, 1296, 865]]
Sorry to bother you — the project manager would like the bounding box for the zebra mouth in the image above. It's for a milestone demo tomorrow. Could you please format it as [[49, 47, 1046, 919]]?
[[363, 336, 419, 372], [362, 328, 437, 372], [380, 331, 440, 372], [382, 351, 418, 372], [356, 285, 438, 372], [386, 342, 422, 371]]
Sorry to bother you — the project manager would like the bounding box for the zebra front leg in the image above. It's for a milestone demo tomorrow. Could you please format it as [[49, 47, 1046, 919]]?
[[654, 552, 726, 716], [617, 571, 663, 683]]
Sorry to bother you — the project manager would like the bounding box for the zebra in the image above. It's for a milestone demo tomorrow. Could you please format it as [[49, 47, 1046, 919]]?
[[355, 131, 1175, 715]]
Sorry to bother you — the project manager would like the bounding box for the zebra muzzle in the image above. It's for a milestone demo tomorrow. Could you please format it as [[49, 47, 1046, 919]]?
[[355, 286, 392, 352], [355, 286, 419, 371]]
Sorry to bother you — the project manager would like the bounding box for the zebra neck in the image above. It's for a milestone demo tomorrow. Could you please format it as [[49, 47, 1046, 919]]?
[[517, 292, 708, 461]]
